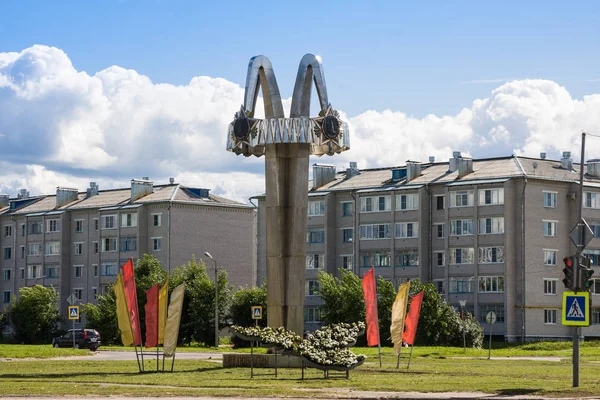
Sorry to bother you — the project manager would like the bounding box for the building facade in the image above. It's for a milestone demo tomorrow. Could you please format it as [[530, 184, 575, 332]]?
[[256, 151, 600, 340], [1, 179, 256, 327]]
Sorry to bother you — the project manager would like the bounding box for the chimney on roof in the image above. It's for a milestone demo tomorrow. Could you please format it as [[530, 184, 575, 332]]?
[[312, 164, 336, 190], [142, 176, 150, 181], [448, 151, 462, 172], [457, 157, 473, 178], [429, 156, 435, 163], [18, 189, 29, 199], [56, 187, 78, 208], [86, 182, 99, 198], [588, 159, 600, 177], [346, 161, 359, 179], [560, 151, 573, 171], [540, 152, 546, 160], [0, 194, 8, 208], [169, 177, 175, 184], [131, 179, 153, 201], [406, 161, 422, 181]]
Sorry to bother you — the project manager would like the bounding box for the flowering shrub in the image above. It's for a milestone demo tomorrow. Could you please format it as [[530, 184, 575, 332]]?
[[232, 322, 366, 368]]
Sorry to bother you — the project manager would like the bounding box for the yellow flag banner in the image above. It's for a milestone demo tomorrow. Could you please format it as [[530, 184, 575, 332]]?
[[163, 283, 185, 357], [158, 277, 168, 345], [390, 281, 410, 355], [114, 272, 134, 346]]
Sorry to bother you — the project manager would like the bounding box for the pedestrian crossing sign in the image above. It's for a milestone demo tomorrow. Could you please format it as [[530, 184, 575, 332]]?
[[251, 305, 262, 320], [68, 305, 80, 320], [562, 292, 589, 326]]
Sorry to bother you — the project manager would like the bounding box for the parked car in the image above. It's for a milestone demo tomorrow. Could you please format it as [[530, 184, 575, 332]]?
[[52, 329, 101, 350]]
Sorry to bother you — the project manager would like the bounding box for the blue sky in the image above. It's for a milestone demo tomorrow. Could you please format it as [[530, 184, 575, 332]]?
[[0, 1, 599, 201], [2, 0, 598, 117]]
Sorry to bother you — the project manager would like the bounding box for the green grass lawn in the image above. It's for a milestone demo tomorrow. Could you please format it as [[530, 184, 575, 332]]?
[[1, 342, 600, 398]]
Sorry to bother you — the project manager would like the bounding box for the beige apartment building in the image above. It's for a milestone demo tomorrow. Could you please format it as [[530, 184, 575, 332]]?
[[256, 151, 600, 341], [0, 179, 256, 326]]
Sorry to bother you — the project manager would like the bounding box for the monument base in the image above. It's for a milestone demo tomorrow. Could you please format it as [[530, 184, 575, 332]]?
[[222, 353, 303, 368]]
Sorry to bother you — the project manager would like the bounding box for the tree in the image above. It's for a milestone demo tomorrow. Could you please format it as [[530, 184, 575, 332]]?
[[408, 279, 483, 347], [81, 289, 120, 345], [170, 256, 232, 346], [229, 284, 267, 347], [9, 285, 61, 344], [133, 254, 168, 341], [376, 276, 396, 347]]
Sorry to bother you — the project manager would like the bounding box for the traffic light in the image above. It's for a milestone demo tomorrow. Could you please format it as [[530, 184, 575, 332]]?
[[578, 256, 595, 292], [563, 256, 577, 290]]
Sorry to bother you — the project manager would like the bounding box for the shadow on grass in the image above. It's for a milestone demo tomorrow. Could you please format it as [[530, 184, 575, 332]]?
[[496, 388, 542, 395]]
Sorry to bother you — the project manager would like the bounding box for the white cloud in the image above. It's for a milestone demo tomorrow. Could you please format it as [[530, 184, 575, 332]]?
[[1, 45, 600, 202]]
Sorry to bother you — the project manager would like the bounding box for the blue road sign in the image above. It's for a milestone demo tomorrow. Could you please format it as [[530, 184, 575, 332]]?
[[562, 292, 589, 326], [251, 305, 262, 320], [68, 305, 80, 320]]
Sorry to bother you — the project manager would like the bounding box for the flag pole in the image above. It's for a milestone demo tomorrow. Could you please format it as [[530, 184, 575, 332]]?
[[407, 345, 414, 369], [396, 345, 402, 369], [374, 275, 382, 367]]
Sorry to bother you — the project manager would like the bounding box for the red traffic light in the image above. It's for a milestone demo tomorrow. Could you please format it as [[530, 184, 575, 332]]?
[[563, 257, 574, 267]]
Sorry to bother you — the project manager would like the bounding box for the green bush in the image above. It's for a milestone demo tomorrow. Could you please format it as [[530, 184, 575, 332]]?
[[228, 284, 267, 347], [9, 285, 61, 344]]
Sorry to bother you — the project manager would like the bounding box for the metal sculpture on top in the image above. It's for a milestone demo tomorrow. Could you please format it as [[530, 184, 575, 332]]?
[[226, 54, 350, 335]]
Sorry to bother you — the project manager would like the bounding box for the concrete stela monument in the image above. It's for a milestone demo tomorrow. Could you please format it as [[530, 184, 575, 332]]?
[[227, 54, 350, 334]]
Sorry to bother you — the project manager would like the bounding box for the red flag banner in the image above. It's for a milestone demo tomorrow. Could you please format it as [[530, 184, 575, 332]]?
[[402, 291, 424, 346], [361, 268, 380, 346], [122, 259, 142, 346], [144, 284, 159, 348]]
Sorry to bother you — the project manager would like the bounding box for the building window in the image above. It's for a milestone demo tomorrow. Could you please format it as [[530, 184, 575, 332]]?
[[449, 190, 474, 207], [359, 224, 391, 240], [4, 225, 12, 237], [543, 191, 557, 208], [306, 254, 324, 269], [544, 279, 557, 295], [93, 241, 99, 254], [593, 309, 600, 325], [435, 251, 445, 267], [478, 247, 504, 264], [589, 278, 600, 294], [46, 266, 59, 279], [449, 248, 475, 264], [121, 213, 138, 227], [3, 247, 12, 260], [450, 219, 474, 236], [395, 222, 418, 238], [449, 277, 475, 294], [479, 188, 504, 205], [306, 280, 320, 296], [479, 304, 505, 323], [434, 280, 446, 295], [20, 246, 25, 259], [543, 220, 557, 237], [591, 223, 600, 238], [394, 250, 419, 267], [360, 196, 391, 213], [45, 241, 60, 256], [26, 265, 42, 279], [360, 251, 391, 268], [307, 228, 325, 244], [74, 242, 83, 256], [308, 201, 325, 216], [3, 269, 11, 281], [395, 193, 419, 211], [100, 262, 117, 276], [75, 220, 84, 232], [93, 218, 99, 231], [435, 195, 445, 210], [584, 192, 600, 209], [544, 309, 557, 324], [74, 288, 83, 301], [20, 268, 24, 279], [435, 223, 445, 239], [478, 217, 504, 235], [543, 250, 558, 266], [341, 255, 353, 270], [584, 250, 600, 266], [29, 221, 43, 234], [152, 237, 162, 251], [341, 201, 353, 217], [20, 224, 25, 236], [120, 236, 137, 252], [27, 243, 43, 256], [101, 215, 116, 229], [478, 276, 504, 293], [2, 291, 10, 304], [74, 265, 83, 278], [102, 238, 117, 252], [46, 219, 60, 233], [152, 213, 162, 227], [304, 307, 321, 323], [92, 287, 98, 298], [342, 228, 353, 243], [93, 264, 98, 277]]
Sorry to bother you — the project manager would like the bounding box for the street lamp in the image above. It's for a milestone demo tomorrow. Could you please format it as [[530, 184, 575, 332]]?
[[204, 252, 219, 348], [459, 300, 467, 353]]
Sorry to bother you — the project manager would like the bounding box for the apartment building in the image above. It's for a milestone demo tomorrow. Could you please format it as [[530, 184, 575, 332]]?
[[0, 179, 256, 326], [256, 151, 600, 341]]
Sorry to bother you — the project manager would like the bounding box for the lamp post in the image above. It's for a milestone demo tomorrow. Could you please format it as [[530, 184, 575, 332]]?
[[204, 252, 219, 348], [459, 300, 467, 353]]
